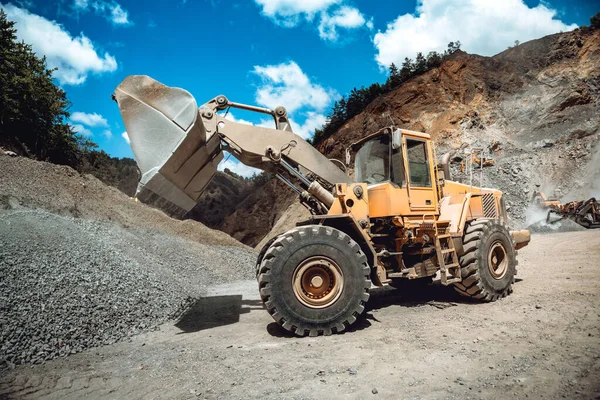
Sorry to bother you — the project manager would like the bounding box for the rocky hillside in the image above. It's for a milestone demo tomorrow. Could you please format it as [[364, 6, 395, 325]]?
[[218, 27, 600, 247]]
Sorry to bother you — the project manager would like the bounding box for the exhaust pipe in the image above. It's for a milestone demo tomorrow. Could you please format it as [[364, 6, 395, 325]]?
[[439, 152, 452, 181]]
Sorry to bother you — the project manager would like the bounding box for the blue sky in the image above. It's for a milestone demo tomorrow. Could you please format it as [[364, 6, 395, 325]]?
[[1, 0, 597, 176]]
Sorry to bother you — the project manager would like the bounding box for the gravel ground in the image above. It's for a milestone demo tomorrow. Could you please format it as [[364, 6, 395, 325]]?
[[1, 230, 599, 399], [0, 209, 256, 370]]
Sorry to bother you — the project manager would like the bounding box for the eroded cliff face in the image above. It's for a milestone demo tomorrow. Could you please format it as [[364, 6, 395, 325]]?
[[208, 28, 600, 247]]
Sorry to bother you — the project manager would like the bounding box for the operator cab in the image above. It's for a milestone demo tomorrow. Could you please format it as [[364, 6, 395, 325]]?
[[348, 127, 438, 217]]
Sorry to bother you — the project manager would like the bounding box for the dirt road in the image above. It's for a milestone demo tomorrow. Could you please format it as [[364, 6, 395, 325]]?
[[1, 230, 599, 400]]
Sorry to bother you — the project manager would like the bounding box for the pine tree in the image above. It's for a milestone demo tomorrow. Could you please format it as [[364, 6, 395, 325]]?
[[400, 57, 414, 82], [387, 62, 401, 88], [414, 52, 427, 74], [590, 12, 600, 29], [426, 51, 442, 69], [0, 9, 79, 165]]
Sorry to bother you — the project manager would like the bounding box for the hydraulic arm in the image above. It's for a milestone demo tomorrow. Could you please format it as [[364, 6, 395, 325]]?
[[114, 75, 351, 216]]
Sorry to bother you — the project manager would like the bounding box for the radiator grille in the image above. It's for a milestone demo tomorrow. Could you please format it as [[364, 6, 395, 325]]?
[[482, 193, 498, 218]]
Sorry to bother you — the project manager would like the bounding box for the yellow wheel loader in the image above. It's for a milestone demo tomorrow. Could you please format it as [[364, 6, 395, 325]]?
[[113, 76, 531, 337]]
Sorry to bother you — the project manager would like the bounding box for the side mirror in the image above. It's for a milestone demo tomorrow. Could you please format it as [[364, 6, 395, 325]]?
[[392, 129, 402, 150], [345, 148, 351, 166]]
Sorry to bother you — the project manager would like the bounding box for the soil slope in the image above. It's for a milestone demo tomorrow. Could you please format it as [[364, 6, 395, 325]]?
[[223, 28, 600, 247], [0, 155, 245, 248]]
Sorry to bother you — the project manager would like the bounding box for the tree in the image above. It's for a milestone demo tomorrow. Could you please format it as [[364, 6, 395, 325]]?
[[445, 40, 461, 55], [346, 87, 365, 118], [400, 57, 414, 82], [387, 62, 401, 89], [312, 38, 463, 145], [426, 51, 442, 69], [0, 10, 79, 165], [414, 52, 427, 74], [591, 12, 600, 29]]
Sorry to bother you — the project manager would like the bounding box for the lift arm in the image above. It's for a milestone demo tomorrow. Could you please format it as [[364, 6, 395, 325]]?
[[113, 75, 351, 216]]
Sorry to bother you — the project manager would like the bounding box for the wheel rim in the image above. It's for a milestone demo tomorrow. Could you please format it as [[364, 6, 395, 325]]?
[[488, 241, 508, 279], [292, 256, 344, 309]]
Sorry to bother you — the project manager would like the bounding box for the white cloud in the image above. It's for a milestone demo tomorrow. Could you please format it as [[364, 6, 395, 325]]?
[[318, 6, 369, 41], [291, 112, 327, 140], [73, 0, 132, 26], [221, 111, 322, 140], [220, 112, 254, 126], [256, 118, 275, 129], [121, 131, 130, 144], [255, 0, 341, 25], [240, 114, 324, 140], [218, 158, 261, 178], [253, 61, 336, 113], [102, 130, 112, 139], [373, 0, 578, 69], [249, 62, 331, 140], [254, 0, 369, 41], [2, 4, 118, 85], [70, 111, 108, 127], [71, 124, 93, 137]]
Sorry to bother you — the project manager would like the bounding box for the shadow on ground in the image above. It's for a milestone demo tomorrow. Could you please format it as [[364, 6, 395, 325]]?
[[175, 295, 263, 333], [265, 280, 475, 338]]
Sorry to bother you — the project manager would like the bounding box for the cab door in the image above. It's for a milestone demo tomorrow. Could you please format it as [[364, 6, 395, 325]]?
[[403, 135, 437, 212]]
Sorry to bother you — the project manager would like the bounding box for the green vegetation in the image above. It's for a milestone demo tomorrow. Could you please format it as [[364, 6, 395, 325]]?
[[223, 167, 272, 190], [0, 10, 79, 165], [311, 41, 461, 145], [0, 10, 138, 194], [591, 12, 600, 29]]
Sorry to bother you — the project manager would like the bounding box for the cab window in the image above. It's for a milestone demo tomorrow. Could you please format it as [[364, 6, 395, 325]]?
[[354, 135, 390, 184], [406, 139, 431, 187]]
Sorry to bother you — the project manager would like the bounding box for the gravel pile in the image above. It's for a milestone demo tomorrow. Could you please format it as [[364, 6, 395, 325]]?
[[0, 154, 244, 248], [0, 209, 256, 369], [526, 218, 587, 234]]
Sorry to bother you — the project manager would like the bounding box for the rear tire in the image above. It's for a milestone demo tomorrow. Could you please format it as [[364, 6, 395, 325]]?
[[257, 225, 371, 337], [453, 219, 517, 301]]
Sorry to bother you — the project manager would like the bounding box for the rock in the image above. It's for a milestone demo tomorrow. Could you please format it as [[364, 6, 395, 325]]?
[[489, 141, 502, 152], [372, 388, 378, 394]]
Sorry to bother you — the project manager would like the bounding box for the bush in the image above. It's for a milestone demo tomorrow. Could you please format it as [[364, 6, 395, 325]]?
[[311, 41, 462, 145], [0, 10, 80, 165], [591, 12, 600, 29]]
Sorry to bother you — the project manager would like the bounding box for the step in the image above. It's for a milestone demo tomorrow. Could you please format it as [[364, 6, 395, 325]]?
[[441, 249, 455, 254], [437, 234, 452, 239]]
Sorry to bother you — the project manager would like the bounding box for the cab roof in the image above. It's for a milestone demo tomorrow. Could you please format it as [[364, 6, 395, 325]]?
[[350, 126, 431, 150]]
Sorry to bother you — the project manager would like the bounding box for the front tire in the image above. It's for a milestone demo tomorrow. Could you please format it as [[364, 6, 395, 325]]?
[[257, 225, 371, 337], [453, 219, 517, 301]]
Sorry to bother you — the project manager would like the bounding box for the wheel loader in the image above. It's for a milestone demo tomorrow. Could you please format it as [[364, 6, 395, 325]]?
[[113, 76, 531, 337]]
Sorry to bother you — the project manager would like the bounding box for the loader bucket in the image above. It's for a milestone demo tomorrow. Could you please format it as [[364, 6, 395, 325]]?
[[114, 76, 223, 216]]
